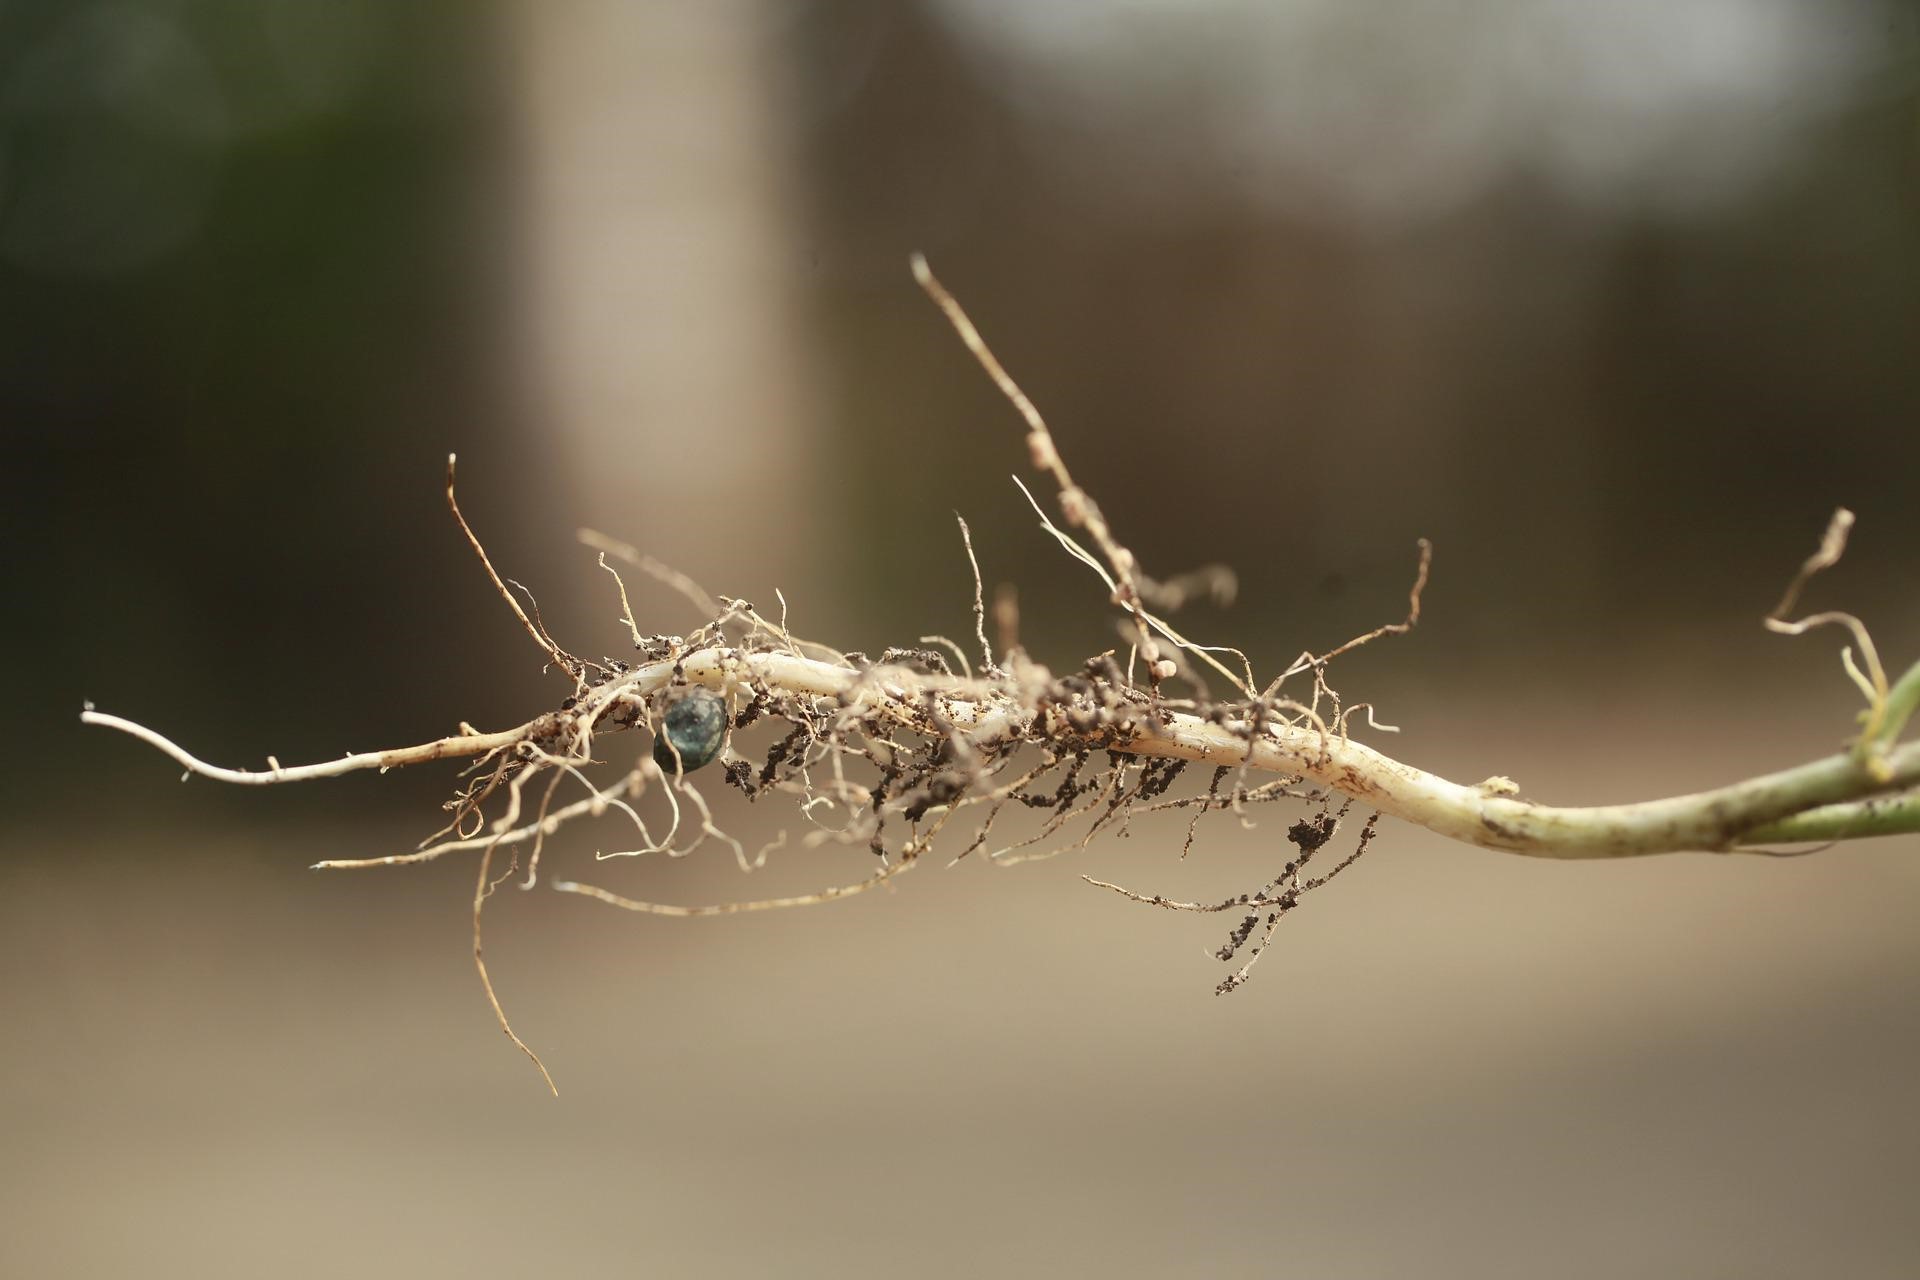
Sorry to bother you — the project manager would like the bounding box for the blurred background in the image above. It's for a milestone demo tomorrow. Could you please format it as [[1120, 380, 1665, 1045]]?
[[6, 1, 1920, 1274]]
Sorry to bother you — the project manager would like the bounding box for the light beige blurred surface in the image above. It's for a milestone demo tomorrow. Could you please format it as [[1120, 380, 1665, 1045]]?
[[508, 1, 820, 594], [9, 688, 1920, 1278]]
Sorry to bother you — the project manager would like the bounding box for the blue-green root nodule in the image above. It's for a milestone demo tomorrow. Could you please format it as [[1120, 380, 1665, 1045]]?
[[653, 687, 727, 773]]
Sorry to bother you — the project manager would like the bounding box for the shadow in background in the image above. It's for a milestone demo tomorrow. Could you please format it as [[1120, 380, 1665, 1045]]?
[[3, 1, 554, 826]]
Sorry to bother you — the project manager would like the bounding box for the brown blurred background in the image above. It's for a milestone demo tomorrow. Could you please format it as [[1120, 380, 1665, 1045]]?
[[7, 2, 1920, 1275]]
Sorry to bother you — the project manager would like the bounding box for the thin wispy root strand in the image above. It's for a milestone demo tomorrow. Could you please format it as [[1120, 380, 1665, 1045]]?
[[83, 256, 1920, 1092]]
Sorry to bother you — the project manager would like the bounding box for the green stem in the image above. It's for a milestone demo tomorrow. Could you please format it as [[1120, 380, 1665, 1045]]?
[[1739, 790, 1920, 845], [1871, 657, 1920, 749], [1130, 716, 1920, 858]]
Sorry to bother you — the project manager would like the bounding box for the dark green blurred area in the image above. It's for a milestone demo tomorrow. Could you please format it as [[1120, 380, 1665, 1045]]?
[[4, 1, 551, 822]]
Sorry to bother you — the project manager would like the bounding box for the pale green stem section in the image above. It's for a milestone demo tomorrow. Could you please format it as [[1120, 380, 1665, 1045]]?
[[85, 647, 1920, 860], [1126, 728, 1920, 857], [1870, 657, 1920, 750], [1740, 791, 1920, 845]]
